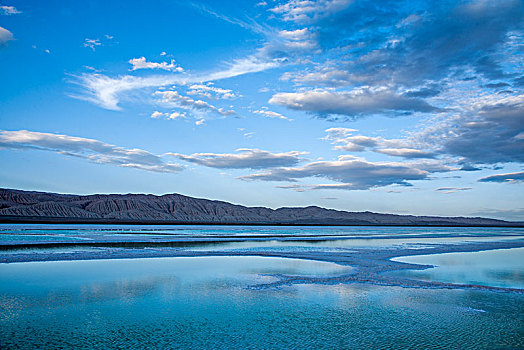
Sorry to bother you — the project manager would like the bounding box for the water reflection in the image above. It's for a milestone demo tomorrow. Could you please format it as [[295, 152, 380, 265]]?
[[0, 256, 523, 349], [390, 247, 524, 289]]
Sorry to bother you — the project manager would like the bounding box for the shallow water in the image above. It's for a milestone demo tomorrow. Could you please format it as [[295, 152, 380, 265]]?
[[390, 247, 524, 289], [1, 224, 524, 349], [1, 256, 523, 349], [1, 224, 523, 247]]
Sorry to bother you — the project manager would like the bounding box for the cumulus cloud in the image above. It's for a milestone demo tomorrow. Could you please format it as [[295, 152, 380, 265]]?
[[325, 129, 381, 151], [129, 57, 184, 72], [168, 149, 307, 169], [269, 88, 441, 119], [478, 171, 524, 183], [323, 127, 435, 159], [270, 0, 524, 121], [0, 5, 21, 15], [154, 90, 235, 116], [240, 157, 430, 190], [0, 130, 183, 173], [344, 1, 519, 83], [277, 28, 318, 50], [321, 90, 523, 166], [419, 94, 524, 165], [150, 111, 186, 120], [270, 0, 352, 23], [0, 26, 13, 45]]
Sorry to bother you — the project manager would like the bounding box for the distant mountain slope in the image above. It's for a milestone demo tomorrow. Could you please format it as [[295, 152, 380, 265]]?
[[0, 188, 520, 226]]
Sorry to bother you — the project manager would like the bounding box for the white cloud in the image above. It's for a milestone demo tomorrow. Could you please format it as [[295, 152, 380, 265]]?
[[0, 5, 21, 15], [73, 54, 281, 110], [169, 149, 307, 169], [239, 157, 430, 190], [269, 88, 440, 118], [375, 148, 435, 158], [278, 28, 310, 41], [435, 187, 472, 194], [278, 28, 318, 50], [323, 127, 435, 158], [154, 90, 235, 116], [129, 57, 184, 72], [281, 68, 353, 87], [150, 111, 186, 120], [188, 83, 235, 99], [478, 171, 524, 183], [192, 3, 272, 36], [195, 118, 206, 126], [0, 26, 14, 45], [0, 130, 183, 173], [253, 109, 293, 121], [416, 94, 524, 164], [84, 38, 101, 51], [270, 0, 352, 23]]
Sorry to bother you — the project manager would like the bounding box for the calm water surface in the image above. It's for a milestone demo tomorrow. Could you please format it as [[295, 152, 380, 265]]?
[[0, 225, 523, 349], [390, 247, 524, 289], [1, 256, 523, 349]]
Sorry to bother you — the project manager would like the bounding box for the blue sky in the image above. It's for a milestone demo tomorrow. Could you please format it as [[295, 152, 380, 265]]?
[[0, 0, 523, 220]]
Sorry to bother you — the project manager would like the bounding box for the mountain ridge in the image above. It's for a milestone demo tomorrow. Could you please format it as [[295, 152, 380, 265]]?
[[0, 188, 521, 226]]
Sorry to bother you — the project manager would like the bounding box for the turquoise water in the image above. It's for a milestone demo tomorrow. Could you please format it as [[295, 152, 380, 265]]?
[[1, 225, 524, 349], [1, 256, 523, 349], [2, 224, 523, 243], [391, 247, 524, 289]]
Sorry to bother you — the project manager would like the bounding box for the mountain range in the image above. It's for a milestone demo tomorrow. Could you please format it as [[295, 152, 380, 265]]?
[[0, 188, 520, 226]]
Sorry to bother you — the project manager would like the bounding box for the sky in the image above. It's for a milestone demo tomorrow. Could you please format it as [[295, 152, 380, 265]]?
[[0, 0, 523, 220]]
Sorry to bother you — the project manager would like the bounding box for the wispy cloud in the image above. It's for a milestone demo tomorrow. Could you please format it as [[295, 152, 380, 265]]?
[[478, 171, 524, 183], [375, 148, 435, 158], [0, 5, 21, 15], [435, 187, 472, 194], [253, 108, 293, 121], [0, 130, 183, 173], [169, 149, 307, 169], [188, 83, 236, 100], [191, 2, 272, 36], [83, 35, 115, 51], [84, 38, 102, 51], [0, 26, 14, 45], [73, 55, 281, 110]]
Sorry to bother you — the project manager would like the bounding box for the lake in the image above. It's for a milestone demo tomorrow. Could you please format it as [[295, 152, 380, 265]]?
[[0, 224, 523, 349]]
